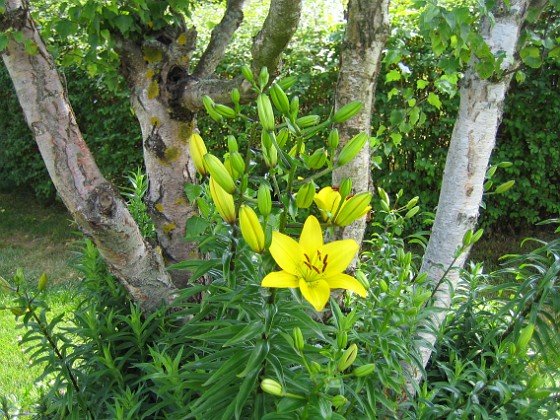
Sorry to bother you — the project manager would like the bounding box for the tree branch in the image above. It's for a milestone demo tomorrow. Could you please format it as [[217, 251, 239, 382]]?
[[193, 0, 246, 79], [251, 0, 302, 74], [1, 0, 179, 312]]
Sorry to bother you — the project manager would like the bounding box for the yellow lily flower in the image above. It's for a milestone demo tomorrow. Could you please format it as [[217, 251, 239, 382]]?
[[262, 215, 367, 311]]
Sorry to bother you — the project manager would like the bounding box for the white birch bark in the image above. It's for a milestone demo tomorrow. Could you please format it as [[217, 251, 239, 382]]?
[[1, 0, 178, 312], [332, 0, 390, 249], [405, 0, 547, 395]]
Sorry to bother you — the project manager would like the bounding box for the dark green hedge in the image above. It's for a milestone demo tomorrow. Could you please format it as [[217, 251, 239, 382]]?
[[0, 65, 143, 200]]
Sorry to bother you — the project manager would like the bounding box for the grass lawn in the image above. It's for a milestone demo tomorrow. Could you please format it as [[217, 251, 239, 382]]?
[[0, 191, 81, 416]]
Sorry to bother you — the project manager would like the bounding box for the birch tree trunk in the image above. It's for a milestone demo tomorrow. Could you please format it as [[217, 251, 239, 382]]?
[[405, 0, 548, 395], [332, 0, 390, 248], [1, 0, 178, 312], [1, 0, 301, 310]]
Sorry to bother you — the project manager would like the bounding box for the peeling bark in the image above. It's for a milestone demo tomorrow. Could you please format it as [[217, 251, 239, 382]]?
[[1, 0, 178, 312], [332, 0, 390, 249], [404, 0, 547, 396]]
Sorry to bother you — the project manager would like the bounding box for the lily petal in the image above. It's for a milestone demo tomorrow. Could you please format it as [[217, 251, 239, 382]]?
[[322, 240, 359, 274], [262, 271, 299, 288], [325, 273, 367, 297], [269, 231, 303, 274], [299, 278, 330, 311], [299, 215, 323, 256]]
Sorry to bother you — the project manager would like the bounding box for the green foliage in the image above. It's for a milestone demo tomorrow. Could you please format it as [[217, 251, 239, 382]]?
[[484, 60, 560, 227], [121, 168, 156, 239]]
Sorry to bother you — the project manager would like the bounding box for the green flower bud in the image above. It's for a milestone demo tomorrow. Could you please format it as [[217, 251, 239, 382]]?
[[353, 363, 376, 377], [517, 323, 535, 354], [258, 66, 269, 89], [202, 95, 223, 122], [328, 128, 339, 150], [332, 101, 363, 123], [307, 148, 328, 169], [261, 130, 272, 150], [229, 151, 245, 176], [239, 205, 265, 253], [290, 96, 299, 119], [257, 94, 275, 132], [37, 273, 48, 292], [337, 343, 358, 372], [214, 103, 237, 119], [296, 115, 320, 128], [338, 178, 352, 199], [336, 331, 348, 349], [334, 192, 372, 227], [270, 83, 290, 115], [276, 128, 289, 148], [241, 65, 254, 82], [331, 395, 348, 409], [204, 154, 236, 194], [296, 183, 316, 209], [227, 135, 238, 152], [293, 327, 304, 352], [257, 185, 272, 217], [337, 133, 368, 166], [231, 88, 240, 106], [260, 378, 284, 396]]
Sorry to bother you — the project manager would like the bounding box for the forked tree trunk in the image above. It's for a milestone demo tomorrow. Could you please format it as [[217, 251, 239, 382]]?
[[1, 0, 302, 310], [1, 0, 178, 312], [332, 0, 390, 249], [405, 0, 548, 395]]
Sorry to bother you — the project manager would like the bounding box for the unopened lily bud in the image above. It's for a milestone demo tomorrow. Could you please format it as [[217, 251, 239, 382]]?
[[336, 331, 348, 350], [257, 185, 272, 216], [227, 135, 238, 152], [189, 133, 208, 176], [202, 95, 223, 122], [328, 128, 339, 150], [258, 66, 269, 89], [257, 94, 275, 132], [204, 154, 236, 194], [276, 128, 289, 148], [296, 183, 315, 209], [307, 148, 328, 169], [261, 130, 272, 149], [334, 192, 372, 227], [224, 156, 237, 179], [230, 151, 245, 176], [296, 115, 320, 128], [231, 88, 240, 106], [209, 177, 236, 224], [263, 145, 278, 168], [241, 65, 254, 82], [293, 327, 304, 352], [239, 205, 265, 253], [338, 178, 352, 199], [270, 83, 290, 115], [37, 273, 48, 292], [290, 96, 299, 119], [331, 395, 348, 409], [337, 343, 358, 372], [214, 104, 237, 119], [260, 378, 284, 396], [337, 132, 368, 166], [332, 101, 363, 123], [517, 323, 535, 354], [353, 363, 376, 377]]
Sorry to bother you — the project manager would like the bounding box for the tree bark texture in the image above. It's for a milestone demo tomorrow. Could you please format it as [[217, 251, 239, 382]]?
[[1, 0, 178, 312], [332, 0, 390, 249], [405, 0, 547, 395], [1, 0, 302, 309]]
